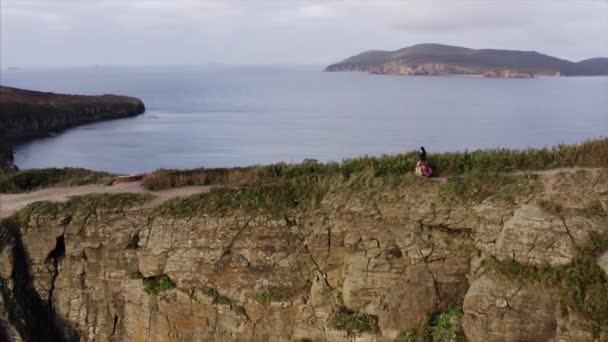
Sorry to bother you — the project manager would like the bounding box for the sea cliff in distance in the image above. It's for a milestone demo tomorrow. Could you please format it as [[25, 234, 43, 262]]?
[[0, 86, 145, 169], [325, 43, 608, 78]]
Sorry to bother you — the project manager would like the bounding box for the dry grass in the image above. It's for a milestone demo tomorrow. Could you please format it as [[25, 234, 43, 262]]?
[[142, 167, 264, 190]]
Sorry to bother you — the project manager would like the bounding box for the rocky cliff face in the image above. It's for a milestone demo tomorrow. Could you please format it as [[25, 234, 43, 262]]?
[[1, 169, 607, 341]]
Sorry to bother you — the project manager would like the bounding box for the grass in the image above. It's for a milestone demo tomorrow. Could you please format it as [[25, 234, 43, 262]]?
[[254, 286, 294, 304], [330, 306, 380, 336], [0, 167, 112, 193], [18, 193, 153, 222], [140, 139, 608, 191], [439, 171, 542, 203], [142, 166, 265, 190], [486, 232, 608, 335], [154, 176, 328, 218]]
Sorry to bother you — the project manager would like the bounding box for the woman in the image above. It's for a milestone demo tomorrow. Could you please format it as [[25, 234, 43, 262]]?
[[415, 146, 432, 177]]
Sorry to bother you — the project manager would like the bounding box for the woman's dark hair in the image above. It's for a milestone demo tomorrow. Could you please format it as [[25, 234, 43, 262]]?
[[420, 146, 426, 152]]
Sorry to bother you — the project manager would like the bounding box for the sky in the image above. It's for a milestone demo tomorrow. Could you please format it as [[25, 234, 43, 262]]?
[[1, 0, 607, 67]]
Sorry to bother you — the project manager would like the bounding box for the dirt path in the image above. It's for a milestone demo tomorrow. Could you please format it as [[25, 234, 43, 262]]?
[[0, 167, 601, 219], [0, 181, 211, 218]]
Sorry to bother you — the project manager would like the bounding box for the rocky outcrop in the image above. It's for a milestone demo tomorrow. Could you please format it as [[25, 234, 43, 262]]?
[[0, 169, 607, 341]]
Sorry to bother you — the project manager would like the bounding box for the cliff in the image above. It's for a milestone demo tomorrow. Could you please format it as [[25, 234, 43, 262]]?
[[0, 86, 146, 169], [1, 165, 607, 341], [325, 43, 608, 77]]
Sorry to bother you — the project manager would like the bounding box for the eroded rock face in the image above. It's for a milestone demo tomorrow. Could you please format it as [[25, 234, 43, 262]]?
[[463, 275, 559, 342], [0, 169, 606, 341]]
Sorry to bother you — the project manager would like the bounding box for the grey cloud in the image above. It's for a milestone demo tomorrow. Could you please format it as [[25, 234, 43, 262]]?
[[1, 0, 607, 67]]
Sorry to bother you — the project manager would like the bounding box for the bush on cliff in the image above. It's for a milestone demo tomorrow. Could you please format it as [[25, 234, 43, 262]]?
[[330, 306, 380, 336]]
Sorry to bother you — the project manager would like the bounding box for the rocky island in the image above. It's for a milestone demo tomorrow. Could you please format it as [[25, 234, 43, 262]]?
[[325, 43, 608, 78], [0, 139, 607, 341], [0, 86, 146, 170]]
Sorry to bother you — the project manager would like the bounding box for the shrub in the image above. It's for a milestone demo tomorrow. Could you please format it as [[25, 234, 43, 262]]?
[[330, 306, 380, 336], [395, 307, 465, 342], [427, 307, 465, 342], [142, 275, 176, 295]]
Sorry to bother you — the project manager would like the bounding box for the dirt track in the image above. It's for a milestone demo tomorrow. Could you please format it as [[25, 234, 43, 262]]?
[[0, 180, 211, 218]]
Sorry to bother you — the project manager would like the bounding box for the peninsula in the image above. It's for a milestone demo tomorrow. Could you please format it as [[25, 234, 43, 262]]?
[[325, 43, 608, 77], [0, 86, 146, 169]]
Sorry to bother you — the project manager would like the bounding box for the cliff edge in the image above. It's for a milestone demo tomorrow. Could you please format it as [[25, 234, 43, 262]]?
[[0, 163, 607, 341]]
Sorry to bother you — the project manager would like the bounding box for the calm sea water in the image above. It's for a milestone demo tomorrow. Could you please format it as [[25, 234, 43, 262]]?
[[3, 65, 608, 173]]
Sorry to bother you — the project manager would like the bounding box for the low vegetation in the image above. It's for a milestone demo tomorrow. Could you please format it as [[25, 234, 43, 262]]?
[[254, 286, 294, 304], [330, 306, 380, 336], [131, 272, 176, 295], [201, 286, 247, 316], [18, 193, 153, 222], [395, 307, 465, 342], [440, 171, 542, 203], [142, 139, 608, 191], [486, 232, 608, 335], [0, 168, 112, 193], [154, 176, 328, 218]]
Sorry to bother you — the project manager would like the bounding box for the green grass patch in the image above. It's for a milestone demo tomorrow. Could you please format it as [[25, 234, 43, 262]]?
[[18, 193, 153, 223], [154, 176, 328, 218], [484, 258, 561, 286], [142, 275, 176, 295], [440, 171, 542, 203], [330, 306, 380, 336], [0, 168, 112, 193], [254, 286, 294, 304]]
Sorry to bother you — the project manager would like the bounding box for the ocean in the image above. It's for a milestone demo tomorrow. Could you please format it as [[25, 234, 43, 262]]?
[[3, 65, 608, 173]]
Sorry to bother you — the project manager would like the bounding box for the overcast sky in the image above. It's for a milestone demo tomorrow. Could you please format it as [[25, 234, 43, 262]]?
[[1, 0, 607, 67]]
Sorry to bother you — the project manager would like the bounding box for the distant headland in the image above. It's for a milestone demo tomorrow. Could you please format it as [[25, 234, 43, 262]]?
[[325, 43, 608, 78], [0, 86, 145, 169]]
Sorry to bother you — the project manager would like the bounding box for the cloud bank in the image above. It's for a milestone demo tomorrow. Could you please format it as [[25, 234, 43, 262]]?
[[1, 0, 607, 67]]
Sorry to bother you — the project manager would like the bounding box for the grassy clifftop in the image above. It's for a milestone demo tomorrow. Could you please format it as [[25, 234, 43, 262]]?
[[141, 138, 608, 190]]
